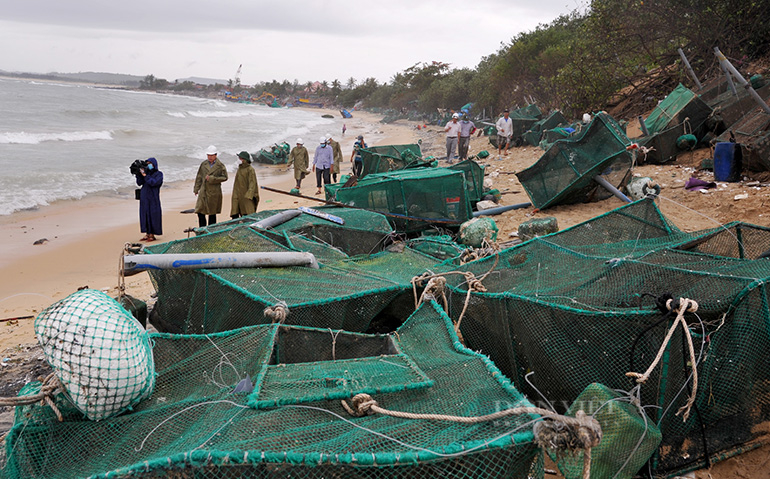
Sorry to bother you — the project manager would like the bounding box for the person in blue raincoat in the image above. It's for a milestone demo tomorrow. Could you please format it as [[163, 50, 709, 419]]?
[[135, 157, 163, 241]]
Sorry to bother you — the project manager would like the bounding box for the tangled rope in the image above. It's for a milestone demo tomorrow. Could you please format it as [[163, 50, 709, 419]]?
[[263, 301, 289, 323], [626, 297, 699, 421], [341, 393, 601, 479], [411, 253, 500, 343], [0, 373, 64, 423]]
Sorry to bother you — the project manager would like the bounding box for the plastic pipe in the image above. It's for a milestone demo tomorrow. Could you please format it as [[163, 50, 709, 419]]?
[[473, 202, 532, 217], [123, 252, 319, 276], [251, 209, 301, 229], [593, 175, 632, 203], [715, 47, 770, 114], [678, 48, 702, 90], [638, 116, 650, 136]]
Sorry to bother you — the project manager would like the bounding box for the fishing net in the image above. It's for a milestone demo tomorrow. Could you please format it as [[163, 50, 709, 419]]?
[[435, 198, 770, 476], [142, 207, 444, 335], [359, 144, 424, 178], [638, 83, 713, 164], [516, 112, 634, 210], [522, 110, 568, 146], [330, 168, 472, 232], [33, 289, 154, 421], [3, 302, 545, 479]]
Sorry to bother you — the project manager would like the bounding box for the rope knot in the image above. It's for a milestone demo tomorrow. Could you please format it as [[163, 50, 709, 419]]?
[[463, 272, 487, 293], [342, 393, 379, 417], [666, 297, 698, 315], [263, 301, 289, 323]]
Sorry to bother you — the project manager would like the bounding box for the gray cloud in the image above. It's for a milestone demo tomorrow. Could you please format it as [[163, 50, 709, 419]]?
[[0, 0, 580, 83]]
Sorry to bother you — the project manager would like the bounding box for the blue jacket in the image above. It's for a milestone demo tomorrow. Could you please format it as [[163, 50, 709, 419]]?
[[136, 157, 163, 235]]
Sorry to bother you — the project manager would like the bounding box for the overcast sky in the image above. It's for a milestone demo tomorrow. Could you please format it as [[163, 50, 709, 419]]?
[[0, 0, 582, 85]]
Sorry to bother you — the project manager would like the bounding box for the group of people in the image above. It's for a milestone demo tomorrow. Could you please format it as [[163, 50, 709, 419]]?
[[286, 133, 367, 194], [443, 109, 516, 162], [443, 112, 476, 163], [132, 145, 260, 242]]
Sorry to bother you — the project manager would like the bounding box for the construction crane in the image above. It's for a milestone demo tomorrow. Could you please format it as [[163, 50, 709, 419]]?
[[234, 64, 242, 88]]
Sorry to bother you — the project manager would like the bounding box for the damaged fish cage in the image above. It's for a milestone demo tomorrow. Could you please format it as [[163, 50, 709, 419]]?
[[516, 112, 635, 210], [4, 298, 588, 479], [428, 198, 770, 477], [138, 207, 450, 335]]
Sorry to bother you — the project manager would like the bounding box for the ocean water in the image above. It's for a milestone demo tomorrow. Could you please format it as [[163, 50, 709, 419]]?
[[0, 78, 342, 215]]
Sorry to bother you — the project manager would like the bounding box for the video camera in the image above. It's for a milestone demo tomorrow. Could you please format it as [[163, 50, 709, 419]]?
[[130, 159, 148, 176]]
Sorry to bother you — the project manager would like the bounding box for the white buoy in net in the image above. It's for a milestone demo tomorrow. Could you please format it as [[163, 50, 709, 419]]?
[[34, 289, 155, 421]]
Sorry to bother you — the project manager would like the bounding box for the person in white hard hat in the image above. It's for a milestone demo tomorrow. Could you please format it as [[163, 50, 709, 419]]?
[[444, 113, 461, 163], [312, 136, 333, 195], [326, 133, 343, 183], [193, 145, 228, 227], [287, 138, 309, 190]]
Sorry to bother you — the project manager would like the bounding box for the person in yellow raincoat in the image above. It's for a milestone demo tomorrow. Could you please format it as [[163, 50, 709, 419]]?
[[286, 138, 310, 190], [194, 145, 228, 227], [326, 133, 343, 183], [230, 151, 259, 219]]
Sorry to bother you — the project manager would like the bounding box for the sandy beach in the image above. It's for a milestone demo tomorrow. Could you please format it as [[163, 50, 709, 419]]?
[[0, 108, 425, 348]]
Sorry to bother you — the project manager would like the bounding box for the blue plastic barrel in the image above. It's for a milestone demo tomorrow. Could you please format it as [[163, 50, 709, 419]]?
[[714, 142, 741, 182]]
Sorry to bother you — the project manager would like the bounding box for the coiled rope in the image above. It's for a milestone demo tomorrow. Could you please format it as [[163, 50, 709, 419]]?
[[342, 393, 601, 479], [263, 301, 289, 323], [626, 297, 699, 421]]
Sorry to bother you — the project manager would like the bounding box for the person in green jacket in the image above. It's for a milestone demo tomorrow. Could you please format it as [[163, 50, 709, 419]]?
[[194, 145, 228, 227], [327, 133, 343, 183], [286, 138, 310, 190], [230, 151, 259, 219]]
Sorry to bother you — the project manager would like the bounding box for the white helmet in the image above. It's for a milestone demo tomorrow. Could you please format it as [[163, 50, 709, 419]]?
[[319, 136, 327, 144], [296, 138, 304, 145], [205, 145, 217, 155], [326, 133, 333, 140]]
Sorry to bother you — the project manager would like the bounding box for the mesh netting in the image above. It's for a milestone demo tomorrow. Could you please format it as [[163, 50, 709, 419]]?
[[639, 84, 713, 164], [330, 168, 472, 232], [437, 198, 770, 476], [516, 112, 634, 210], [359, 144, 424, 179], [34, 289, 154, 421], [522, 110, 568, 146], [3, 302, 544, 479]]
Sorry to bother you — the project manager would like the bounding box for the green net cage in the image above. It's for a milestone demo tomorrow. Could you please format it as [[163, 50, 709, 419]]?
[[430, 198, 770, 477], [522, 110, 568, 146], [516, 112, 634, 210], [330, 168, 472, 233], [359, 144, 425, 179], [638, 84, 713, 164], [2, 302, 545, 479]]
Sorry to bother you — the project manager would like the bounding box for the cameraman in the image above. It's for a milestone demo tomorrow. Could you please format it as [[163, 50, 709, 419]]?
[[134, 157, 163, 242]]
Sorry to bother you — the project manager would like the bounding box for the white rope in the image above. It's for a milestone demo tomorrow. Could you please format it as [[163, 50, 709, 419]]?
[[626, 298, 699, 421]]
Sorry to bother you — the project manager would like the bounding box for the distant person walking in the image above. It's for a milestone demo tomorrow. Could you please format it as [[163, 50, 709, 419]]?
[[327, 133, 343, 183], [495, 109, 513, 158], [287, 138, 310, 190], [342, 124, 347, 136], [458, 114, 476, 160], [444, 113, 461, 163], [194, 145, 228, 227], [230, 151, 259, 219], [350, 135, 367, 177], [135, 157, 163, 242], [313, 136, 333, 195]]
